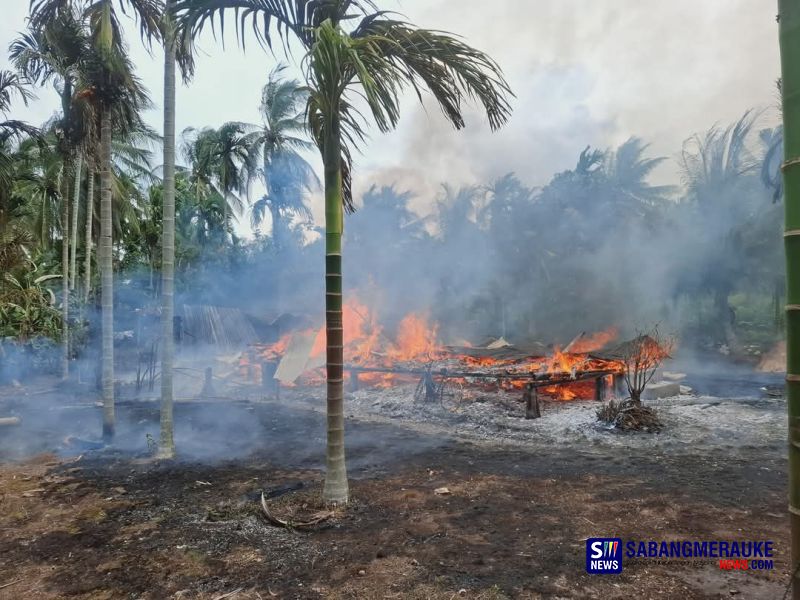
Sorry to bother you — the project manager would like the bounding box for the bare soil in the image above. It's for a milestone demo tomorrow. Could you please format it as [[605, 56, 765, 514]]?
[[0, 380, 790, 599], [0, 370, 789, 600]]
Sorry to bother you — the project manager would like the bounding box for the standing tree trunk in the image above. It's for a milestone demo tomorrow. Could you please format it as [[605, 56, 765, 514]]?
[[84, 168, 94, 303], [60, 163, 71, 379], [321, 121, 348, 504], [270, 202, 283, 307], [100, 108, 115, 440], [780, 3, 800, 597], [70, 154, 82, 291], [159, 0, 177, 459]]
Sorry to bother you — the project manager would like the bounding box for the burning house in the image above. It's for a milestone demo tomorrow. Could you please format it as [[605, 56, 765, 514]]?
[[234, 297, 670, 416]]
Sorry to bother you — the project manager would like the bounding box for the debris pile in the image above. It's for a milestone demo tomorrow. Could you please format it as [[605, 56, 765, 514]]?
[[596, 399, 662, 432]]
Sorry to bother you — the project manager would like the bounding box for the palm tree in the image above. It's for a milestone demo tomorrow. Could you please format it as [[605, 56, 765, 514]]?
[[56, 0, 155, 439], [0, 75, 40, 279], [778, 2, 800, 596], [182, 123, 256, 227], [80, 124, 156, 303], [678, 111, 761, 347], [679, 111, 760, 202], [604, 137, 674, 208], [249, 65, 317, 246], [157, 0, 195, 459], [0, 72, 38, 203], [12, 7, 89, 378], [14, 134, 64, 250], [83, 161, 94, 301], [178, 0, 512, 503], [760, 125, 783, 203], [69, 154, 82, 290]]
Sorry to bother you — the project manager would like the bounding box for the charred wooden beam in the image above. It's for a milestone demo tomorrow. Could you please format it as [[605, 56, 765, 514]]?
[[346, 364, 616, 385]]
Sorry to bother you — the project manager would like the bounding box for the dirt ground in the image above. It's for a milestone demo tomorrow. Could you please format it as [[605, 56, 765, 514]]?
[[0, 385, 790, 599]]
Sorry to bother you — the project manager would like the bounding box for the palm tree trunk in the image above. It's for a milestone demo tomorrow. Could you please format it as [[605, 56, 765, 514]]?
[[159, 0, 177, 459], [100, 108, 115, 440], [270, 204, 281, 249], [41, 195, 48, 250], [60, 163, 71, 380], [70, 154, 82, 291], [270, 203, 282, 307], [321, 121, 348, 504], [84, 169, 94, 303], [780, 2, 800, 596]]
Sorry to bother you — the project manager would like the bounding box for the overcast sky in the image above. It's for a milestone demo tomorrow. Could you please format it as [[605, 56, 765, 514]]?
[[0, 0, 781, 234]]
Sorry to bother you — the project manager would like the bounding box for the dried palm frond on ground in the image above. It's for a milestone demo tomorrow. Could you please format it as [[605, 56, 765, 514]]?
[[260, 492, 336, 530], [597, 399, 662, 432], [258, 486, 350, 530]]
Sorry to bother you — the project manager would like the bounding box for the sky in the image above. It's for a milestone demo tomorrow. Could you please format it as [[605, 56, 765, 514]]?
[[0, 0, 782, 235]]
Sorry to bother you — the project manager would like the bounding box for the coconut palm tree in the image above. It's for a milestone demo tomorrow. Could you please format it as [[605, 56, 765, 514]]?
[[14, 134, 64, 250], [604, 137, 674, 209], [181, 123, 256, 227], [178, 0, 512, 503], [249, 65, 317, 246], [678, 111, 762, 347], [778, 2, 800, 596]]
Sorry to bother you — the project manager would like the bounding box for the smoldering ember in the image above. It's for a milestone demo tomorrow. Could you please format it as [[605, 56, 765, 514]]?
[[0, 1, 797, 599]]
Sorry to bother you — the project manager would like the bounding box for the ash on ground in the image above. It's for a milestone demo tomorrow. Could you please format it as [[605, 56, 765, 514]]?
[[290, 382, 785, 458]]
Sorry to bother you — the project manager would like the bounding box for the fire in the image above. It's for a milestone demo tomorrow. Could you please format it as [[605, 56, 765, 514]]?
[[309, 298, 383, 361], [236, 300, 669, 403], [294, 299, 442, 388], [568, 327, 619, 354], [388, 314, 441, 362]]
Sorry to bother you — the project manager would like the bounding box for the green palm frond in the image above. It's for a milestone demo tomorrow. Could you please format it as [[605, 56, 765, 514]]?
[[0, 71, 35, 114], [177, 1, 513, 212], [680, 110, 761, 199], [760, 125, 783, 203]]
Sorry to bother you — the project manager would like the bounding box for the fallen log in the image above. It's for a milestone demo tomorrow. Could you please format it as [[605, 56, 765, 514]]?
[[0, 417, 21, 426]]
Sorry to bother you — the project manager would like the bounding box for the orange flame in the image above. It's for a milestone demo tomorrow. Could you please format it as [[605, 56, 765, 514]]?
[[239, 304, 670, 401]]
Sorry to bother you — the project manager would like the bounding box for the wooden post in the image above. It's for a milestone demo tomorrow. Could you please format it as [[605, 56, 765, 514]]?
[[262, 361, 278, 397], [594, 376, 606, 402], [424, 370, 437, 402], [524, 383, 541, 419], [350, 369, 360, 392], [200, 366, 216, 397]]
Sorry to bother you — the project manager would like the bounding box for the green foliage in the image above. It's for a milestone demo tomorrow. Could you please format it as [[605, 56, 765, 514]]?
[[0, 266, 63, 341]]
